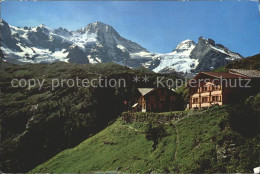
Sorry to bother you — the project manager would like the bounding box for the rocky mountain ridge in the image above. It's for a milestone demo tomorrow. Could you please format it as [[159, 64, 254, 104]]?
[[0, 19, 243, 72]]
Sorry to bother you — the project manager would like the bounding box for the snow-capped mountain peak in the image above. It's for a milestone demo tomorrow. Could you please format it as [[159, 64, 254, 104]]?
[[78, 22, 114, 35], [38, 24, 47, 28], [152, 37, 243, 73], [173, 39, 196, 53], [36, 24, 52, 32], [54, 27, 72, 37]]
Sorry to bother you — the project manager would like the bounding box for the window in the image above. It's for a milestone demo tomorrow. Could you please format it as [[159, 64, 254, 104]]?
[[202, 97, 208, 103], [202, 86, 207, 92], [213, 85, 221, 91], [193, 98, 199, 104], [212, 96, 221, 102]]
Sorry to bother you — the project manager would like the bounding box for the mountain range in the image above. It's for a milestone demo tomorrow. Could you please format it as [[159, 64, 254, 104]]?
[[0, 19, 243, 73]]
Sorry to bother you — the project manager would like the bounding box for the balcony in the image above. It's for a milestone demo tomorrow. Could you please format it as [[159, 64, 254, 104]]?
[[201, 92, 210, 97], [201, 102, 211, 108], [191, 103, 200, 108], [212, 101, 223, 106], [211, 90, 222, 95], [192, 93, 200, 97]]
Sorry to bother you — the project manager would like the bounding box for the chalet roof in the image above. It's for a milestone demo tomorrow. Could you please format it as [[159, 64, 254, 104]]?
[[138, 88, 177, 96], [137, 88, 154, 96], [196, 72, 250, 79], [229, 69, 260, 78]]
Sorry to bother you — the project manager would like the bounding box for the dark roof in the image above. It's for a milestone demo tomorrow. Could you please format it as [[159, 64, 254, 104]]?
[[229, 69, 260, 78], [195, 72, 250, 79]]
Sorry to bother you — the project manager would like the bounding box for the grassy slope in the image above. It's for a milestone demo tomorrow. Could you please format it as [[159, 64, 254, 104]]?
[[0, 61, 183, 172], [31, 105, 260, 173], [214, 54, 260, 72], [0, 61, 132, 172]]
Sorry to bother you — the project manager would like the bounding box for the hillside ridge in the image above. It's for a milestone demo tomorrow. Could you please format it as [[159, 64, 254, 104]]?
[[30, 105, 260, 173]]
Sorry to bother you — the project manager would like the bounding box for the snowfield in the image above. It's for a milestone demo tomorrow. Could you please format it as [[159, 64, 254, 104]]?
[[153, 40, 198, 73]]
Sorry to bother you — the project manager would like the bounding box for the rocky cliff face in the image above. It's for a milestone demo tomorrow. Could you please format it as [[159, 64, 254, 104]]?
[[1, 19, 243, 72], [190, 37, 243, 72], [71, 22, 147, 63], [0, 19, 22, 52]]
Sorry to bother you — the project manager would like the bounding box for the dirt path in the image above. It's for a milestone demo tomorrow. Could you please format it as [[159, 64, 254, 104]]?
[[172, 109, 210, 161], [173, 123, 179, 161]]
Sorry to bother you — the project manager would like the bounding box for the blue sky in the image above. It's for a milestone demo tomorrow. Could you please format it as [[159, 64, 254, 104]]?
[[1, 1, 260, 57]]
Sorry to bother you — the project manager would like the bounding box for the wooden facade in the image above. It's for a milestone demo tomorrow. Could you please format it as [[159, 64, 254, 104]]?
[[189, 69, 260, 109], [132, 88, 182, 112]]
